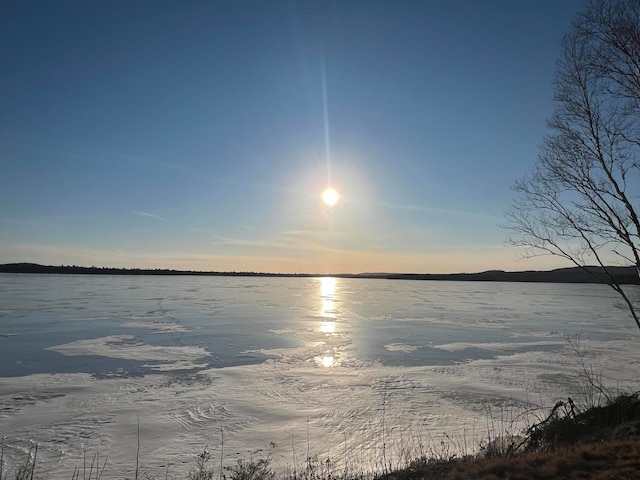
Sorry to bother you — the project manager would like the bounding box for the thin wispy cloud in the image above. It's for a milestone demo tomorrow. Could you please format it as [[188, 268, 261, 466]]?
[[379, 202, 502, 221], [2, 217, 57, 228], [210, 232, 344, 255], [282, 229, 343, 238], [133, 211, 168, 221], [210, 234, 311, 251]]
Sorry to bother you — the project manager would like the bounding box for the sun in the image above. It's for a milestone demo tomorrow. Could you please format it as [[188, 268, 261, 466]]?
[[322, 187, 340, 206]]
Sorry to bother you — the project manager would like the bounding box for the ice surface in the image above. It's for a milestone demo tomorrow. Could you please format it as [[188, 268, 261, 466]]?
[[0, 274, 639, 479], [384, 343, 422, 353], [48, 335, 209, 364], [432, 340, 563, 352], [120, 321, 190, 333]]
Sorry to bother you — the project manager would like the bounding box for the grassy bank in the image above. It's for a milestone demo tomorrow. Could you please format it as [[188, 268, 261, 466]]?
[[3, 392, 640, 480], [383, 392, 640, 479]]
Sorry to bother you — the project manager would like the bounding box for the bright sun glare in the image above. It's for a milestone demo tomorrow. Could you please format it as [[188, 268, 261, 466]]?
[[322, 187, 339, 206]]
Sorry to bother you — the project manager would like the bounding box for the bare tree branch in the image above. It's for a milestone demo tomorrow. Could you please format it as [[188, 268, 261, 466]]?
[[505, 0, 640, 332]]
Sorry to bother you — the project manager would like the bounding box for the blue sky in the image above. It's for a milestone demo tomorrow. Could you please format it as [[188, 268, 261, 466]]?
[[0, 1, 584, 274]]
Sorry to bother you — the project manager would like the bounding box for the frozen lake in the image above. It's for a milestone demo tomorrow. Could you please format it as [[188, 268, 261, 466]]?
[[1, 274, 639, 478]]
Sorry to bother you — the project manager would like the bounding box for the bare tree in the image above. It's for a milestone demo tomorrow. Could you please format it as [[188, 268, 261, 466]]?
[[505, 0, 640, 331]]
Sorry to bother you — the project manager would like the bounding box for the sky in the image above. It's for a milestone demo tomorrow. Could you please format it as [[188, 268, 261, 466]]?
[[0, 0, 586, 274]]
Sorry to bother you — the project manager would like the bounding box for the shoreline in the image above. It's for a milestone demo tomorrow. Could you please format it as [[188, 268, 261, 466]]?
[[1, 263, 638, 284]]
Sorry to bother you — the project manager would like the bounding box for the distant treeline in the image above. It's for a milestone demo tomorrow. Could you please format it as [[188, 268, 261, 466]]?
[[0, 263, 638, 284], [0, 263, 305, 277]]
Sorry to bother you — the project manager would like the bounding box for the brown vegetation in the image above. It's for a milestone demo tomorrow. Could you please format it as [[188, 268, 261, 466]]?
[[383, 392, 640, 480], [383, 436, 640, 480]]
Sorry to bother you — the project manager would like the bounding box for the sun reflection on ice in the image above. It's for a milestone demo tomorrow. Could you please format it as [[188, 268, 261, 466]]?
[[319, 355, 335, 367], [319, 277, 338, 337], [314, 277, 342, 367], [320, 276, 336, 318], [319, 321, 335, 334], [315, 349, 340, 368]]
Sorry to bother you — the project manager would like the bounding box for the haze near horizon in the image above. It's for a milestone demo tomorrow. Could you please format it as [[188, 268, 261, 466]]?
[[0, 1, 585, 274]]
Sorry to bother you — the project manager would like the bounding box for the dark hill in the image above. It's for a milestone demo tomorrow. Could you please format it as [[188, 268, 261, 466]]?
[[380, 266, 639, 284]]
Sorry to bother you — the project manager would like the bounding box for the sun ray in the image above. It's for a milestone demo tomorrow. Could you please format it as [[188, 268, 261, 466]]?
[[321, 60, 331, 186]]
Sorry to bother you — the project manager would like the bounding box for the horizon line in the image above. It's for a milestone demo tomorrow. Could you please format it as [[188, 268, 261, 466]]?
[[0, 261, 634, 279]]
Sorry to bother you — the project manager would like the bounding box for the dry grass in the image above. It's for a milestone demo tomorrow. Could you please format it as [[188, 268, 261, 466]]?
[[380, 392, 640, 480], [382, 436, 640, 480]]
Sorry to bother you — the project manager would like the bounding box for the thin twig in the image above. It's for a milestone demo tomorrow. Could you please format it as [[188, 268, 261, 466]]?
[[88, 452, 96, 480], [219, 427, 224, 480], [29, 445, 37, 480], [135, 413, 140, 480], [381, 382, 388, 473], [291, 432, 297, 474], [97, 453, 108, 480], [306, 417, 310, 469]]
